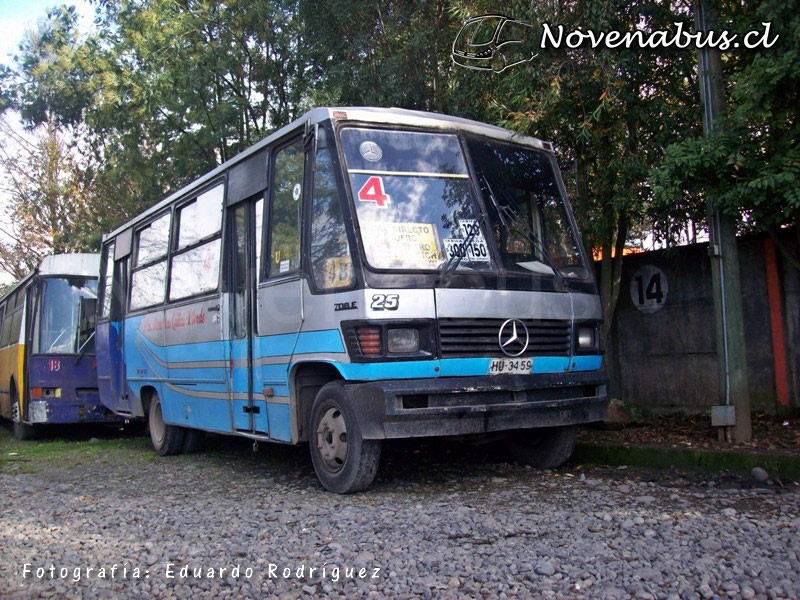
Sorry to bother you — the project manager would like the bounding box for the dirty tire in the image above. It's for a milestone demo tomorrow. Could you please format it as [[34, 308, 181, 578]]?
[[12, 390, 36, 441], [148, 394, 184, 456], [309, 381, 381, 494], [181, 428, 205, 454], [505, 426, 578, 469], [13, 419, 37, 441]]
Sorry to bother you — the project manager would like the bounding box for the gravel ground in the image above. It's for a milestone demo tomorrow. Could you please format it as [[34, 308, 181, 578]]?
[[1, 428, 799, 600]]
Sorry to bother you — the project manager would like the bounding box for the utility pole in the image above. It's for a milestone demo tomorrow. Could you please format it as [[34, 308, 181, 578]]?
[[694, 0, 752, 441]]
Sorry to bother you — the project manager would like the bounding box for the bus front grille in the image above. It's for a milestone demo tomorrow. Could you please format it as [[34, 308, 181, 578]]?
[[438, 318, 571, 358]]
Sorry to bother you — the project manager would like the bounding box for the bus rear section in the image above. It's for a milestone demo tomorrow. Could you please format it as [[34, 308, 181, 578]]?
[[1, 254, 117, 440], [94, 107, 607, 493]]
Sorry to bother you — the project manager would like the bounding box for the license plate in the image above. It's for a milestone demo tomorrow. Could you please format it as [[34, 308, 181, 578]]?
[[488, 358, 532, 375]]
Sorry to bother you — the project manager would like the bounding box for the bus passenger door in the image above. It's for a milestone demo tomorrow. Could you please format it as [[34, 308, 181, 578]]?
[[252, 136, 306, 442], [97, 240, 132, 415], [229, 197, 268, 435]]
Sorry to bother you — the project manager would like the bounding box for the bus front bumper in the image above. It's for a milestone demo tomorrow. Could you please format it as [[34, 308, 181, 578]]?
[[343, 371, 609, 440], [27, 392, 120, 425]]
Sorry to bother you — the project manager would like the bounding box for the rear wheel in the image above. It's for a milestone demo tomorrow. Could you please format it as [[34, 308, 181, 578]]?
[[148, 394, 184, 456], [505, 426, 578, 468], [309, 382, 381, 494], [181, 428, 205, 453]]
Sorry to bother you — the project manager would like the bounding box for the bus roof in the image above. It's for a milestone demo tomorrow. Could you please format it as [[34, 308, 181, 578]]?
[[102, 107, 554, 241], [0, 253, 100, 305], [39, 253, 101, 277]]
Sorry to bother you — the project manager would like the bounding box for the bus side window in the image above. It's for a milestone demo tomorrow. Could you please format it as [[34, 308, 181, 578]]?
[[268, 139, 304, 277], [255, 198, 263, 281], [0, 303, 6, 347], [169, 184, 224, 301], [100, 241, 115, 319], [10, 308, 22, 345], [130, 212, 171, 310], [0, 306, 13, 347], [310, 133, 353, 290]]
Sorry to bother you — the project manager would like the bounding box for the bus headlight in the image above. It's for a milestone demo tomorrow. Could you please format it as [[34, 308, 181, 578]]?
[[577, 326, 596, 350], [343, 320, 435, 361], [387, 328, 420, 353]]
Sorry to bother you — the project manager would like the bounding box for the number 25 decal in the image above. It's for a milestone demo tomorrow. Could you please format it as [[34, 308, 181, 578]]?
[[370, 294, 399, 311], [358, 176, 391, 207]]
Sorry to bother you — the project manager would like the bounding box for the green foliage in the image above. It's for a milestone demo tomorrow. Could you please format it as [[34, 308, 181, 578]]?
[[1, 0, 795, 281], [651, 0, 800, 253], [484, 1, 700, 251], [5, 0, 318, 239], [446, 0, 702, 343], [300, 0, 497, 121], [13, 5, 93, 128]]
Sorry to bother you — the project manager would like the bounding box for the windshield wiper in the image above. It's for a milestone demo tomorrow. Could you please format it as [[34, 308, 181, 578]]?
[[479, 173, 566, 288], [436, 211, 488, 286], [74, 331, 95, 366]]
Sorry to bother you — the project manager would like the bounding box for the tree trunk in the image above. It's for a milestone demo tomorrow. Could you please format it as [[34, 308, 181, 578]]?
[[599, 210, 628, 398]]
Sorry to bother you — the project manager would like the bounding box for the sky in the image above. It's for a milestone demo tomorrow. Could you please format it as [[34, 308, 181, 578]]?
[[0, 1, 94, 284], [0, 0, 93, 64]]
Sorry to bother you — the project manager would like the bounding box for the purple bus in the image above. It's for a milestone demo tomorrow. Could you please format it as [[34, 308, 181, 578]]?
[[0, 254, 120, 439]]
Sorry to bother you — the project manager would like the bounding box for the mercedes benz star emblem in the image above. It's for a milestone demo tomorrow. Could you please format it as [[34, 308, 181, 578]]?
[[498, 319, 530, 357], [359, 141, 383, 162]]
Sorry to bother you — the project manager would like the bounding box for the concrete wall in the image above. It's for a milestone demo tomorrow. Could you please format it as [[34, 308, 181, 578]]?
[[606, 228, 799, 415]]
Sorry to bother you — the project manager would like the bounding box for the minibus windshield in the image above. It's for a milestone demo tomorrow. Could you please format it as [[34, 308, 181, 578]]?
[[341, 128, 494, 272], [34, 277, 98, 354], [342, 127, 587, 280], [467, 138, 589, 279]]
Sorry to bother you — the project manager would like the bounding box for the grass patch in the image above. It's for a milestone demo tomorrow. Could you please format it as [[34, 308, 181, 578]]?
[[0, 424, 151, 475], [573, 441, 800, 481]]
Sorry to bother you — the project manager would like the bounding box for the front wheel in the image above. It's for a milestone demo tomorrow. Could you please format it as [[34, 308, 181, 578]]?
[[309, 382, 381, 494], [505, 426, 578, 469], [148, 394, 184, 456], [13, 420, 37, 441], [12, 392, 36, 440]]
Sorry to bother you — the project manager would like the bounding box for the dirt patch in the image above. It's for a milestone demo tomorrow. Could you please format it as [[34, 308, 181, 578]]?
[[581, 412, 800, 455]]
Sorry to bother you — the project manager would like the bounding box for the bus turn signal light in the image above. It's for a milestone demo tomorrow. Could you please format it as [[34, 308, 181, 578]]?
[[356, 326, 382, 356], [31, 387, 61, 398]]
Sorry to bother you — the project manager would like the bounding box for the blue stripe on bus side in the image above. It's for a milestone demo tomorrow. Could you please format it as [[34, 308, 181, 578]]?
[[267, 403, 292, 441], [258, 329, 344, 357], [259, 363, 291, 396], [293, 329, 345, 354], [231, 398, 269, 432], [166, 340, 228, 363], [131, 328, 343, 366], [164, 390, 231, 432]]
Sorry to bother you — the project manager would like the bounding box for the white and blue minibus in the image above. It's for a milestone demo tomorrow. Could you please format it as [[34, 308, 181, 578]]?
[[95, 107, 607, 492]]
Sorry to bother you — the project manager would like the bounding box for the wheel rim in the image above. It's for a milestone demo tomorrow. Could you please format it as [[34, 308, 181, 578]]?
[[150, 400, 165, 446], [315, 404, 348, 472]]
